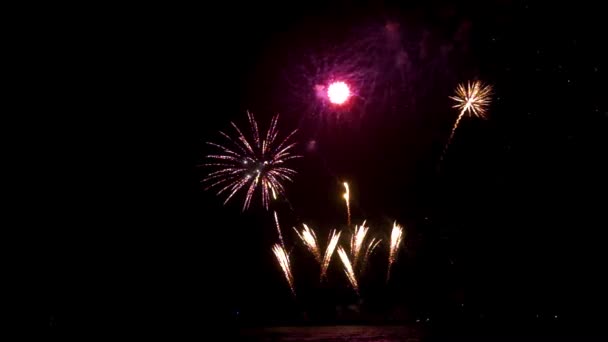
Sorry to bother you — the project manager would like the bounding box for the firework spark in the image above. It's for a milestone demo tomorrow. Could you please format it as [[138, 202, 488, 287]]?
[[361, 237, 381, 273], [320, 230, 341, 280], [274, 211, 285, 248], [294, 224, 322, 263], [337, 247, 359, 294], [350, 222, 370, 267], [440, 81, 493, 165], [387, 222, 405, 281], [343, 182, 351, 226], [203, 112, 300, 211], [272, 244, 295, 296]]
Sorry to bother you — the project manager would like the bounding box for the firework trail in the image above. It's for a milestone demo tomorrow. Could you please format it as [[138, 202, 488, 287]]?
[[274, 211, 285, 248], [270, 188, 286, 248], [342, 182, 351, 226], [293, 224, 322, 263], [203, 112, 300, 211], [320, 229, 341, 280], [439, 81, 493, 166], [272, 244, 295, 296], [350, 222, 370, 267], [387, 222, 405, 281], [337, 247, 359, 295]]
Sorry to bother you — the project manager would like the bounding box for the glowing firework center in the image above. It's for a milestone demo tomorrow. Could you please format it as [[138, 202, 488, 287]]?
[[244, 160, 269, 176], [327, 81, 351, 105]]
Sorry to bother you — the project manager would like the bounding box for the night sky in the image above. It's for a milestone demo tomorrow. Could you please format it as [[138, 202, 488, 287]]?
[[36, 0, 607, 338]]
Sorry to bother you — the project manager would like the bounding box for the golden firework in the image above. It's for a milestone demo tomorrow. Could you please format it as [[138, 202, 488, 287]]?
[[272, 244, 295, 296], [387, 222, 405, 281], [440, 81, 493, 165], [320, 229, 341, 280], [450, 81, 493, 119], [343, 182, 351, 226], [361, 237, 381, 273], [337, 246, 359, 294], [350, 222, 370, 267], [293, 224, 322, 263]]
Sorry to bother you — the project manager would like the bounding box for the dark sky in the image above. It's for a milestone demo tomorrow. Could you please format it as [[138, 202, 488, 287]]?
[[35, 0, 607, 337]]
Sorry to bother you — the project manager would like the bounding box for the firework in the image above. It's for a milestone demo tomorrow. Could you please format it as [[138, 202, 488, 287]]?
[[282, 22, 426, 122], [320, 229, 341, 280], [350, 221, 370, 267], [440, 81, 493, 165], [327, 81, 351, 105], [343, 182, 351, 226], [451, 81, 493, 119], [272, 244, 295, 296], [294, 224, 322, 263], [274, 211, 285, 248], [203, 112, 300, 211], [337, 247, 359, 294], [361, 237, 382, 273], [387, 222, 405, 281]]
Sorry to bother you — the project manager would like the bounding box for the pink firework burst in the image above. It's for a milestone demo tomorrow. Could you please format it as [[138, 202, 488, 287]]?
[[327, 81, 351, 105]]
